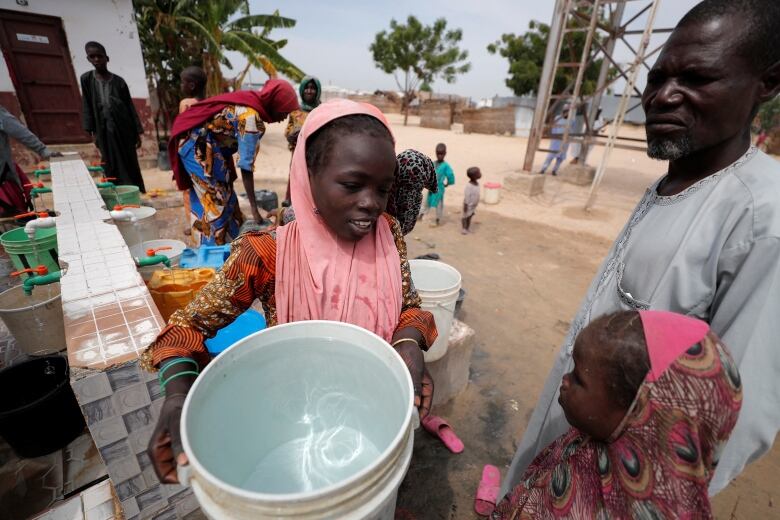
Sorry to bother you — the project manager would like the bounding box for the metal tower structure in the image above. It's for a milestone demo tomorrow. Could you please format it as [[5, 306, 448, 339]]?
[[522, 0, 670, 208]]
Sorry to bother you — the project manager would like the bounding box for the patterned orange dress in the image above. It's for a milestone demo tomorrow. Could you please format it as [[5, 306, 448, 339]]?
[[143, 214, 437, 370]]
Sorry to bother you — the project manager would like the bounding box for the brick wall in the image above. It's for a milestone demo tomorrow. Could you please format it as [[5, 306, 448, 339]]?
[[345, 94, 402, 114], [461, 106, 516, 135], [420, 102, 453, 130]]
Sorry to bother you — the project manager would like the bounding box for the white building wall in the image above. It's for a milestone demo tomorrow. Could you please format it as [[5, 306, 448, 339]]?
[[0, 0, 148, 98], [0, 49, 10, 90]]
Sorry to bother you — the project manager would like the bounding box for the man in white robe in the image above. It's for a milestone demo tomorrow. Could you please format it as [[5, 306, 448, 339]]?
[[504, 0, 780, 497]]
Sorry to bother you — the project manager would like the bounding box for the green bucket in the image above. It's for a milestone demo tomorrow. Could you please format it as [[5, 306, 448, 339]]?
[[0, 227, 59, 278], [99, 185, 141, 209]]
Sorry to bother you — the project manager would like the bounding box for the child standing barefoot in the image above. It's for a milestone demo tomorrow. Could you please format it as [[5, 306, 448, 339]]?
[[420, 143, 455, 226], [462, 167, 481, 234]]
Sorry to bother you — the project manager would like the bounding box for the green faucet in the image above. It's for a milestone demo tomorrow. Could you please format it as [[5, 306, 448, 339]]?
[[136, 247, 172, 268], [30, 186, 52, 198], [136, 255, 171, 268], [11, 266, 61, 295], [23, 182, 52, 198], [96, 176, 117, 189], [88, 166, 104, 173], [23, 271, 61, 295]]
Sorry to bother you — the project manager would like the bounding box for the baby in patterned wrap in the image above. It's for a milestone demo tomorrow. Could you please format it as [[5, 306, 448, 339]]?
[[493, 310, 742, 519]]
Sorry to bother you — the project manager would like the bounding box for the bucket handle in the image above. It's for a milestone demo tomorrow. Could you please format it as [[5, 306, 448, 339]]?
[[425, 300, 457, 311], [177, 462, 192, 487]]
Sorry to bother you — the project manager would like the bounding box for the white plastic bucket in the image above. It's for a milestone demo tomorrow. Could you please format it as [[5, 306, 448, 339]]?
[[483, 182, 502, 205], [180, 320, 415, 519], [408, 260, 462, 362], [131, 239, 186, 281], [0, 283, 65, 356], [115, 206, 159, 249]]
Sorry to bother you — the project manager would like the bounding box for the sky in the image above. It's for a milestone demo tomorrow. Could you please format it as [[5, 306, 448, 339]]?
[[229, 0, 702, 100]]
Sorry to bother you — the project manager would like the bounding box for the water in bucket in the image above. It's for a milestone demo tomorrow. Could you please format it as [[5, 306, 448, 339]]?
[[189, 337, 405, 495], [241, 386, 382, 493]]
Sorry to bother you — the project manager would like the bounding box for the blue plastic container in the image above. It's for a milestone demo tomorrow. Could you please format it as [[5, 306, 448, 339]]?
[[180, 245, 231, 269], [205, 309, 266, 356]]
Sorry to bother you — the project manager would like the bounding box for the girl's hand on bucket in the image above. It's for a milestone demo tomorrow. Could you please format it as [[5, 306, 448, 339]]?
[[392, 329, 434, 420], [418, 368, 434, 420], [148, 394, 187, 484]]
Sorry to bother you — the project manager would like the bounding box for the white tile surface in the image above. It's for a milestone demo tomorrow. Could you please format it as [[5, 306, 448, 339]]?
[[51, 159, 163, 369]]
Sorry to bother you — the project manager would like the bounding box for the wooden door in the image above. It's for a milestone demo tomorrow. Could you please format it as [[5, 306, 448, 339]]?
[[0, 9, 90, 144]]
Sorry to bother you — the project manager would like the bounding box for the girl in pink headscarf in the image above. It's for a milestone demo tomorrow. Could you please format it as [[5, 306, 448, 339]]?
[[492, 310, 742, 519], [144, 99, 438, 484]]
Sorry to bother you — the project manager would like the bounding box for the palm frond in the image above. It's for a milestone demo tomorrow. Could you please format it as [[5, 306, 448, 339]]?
[[230, 30, 304, 80], [176, 15, 222, 54], [228, 14, 296, 32]]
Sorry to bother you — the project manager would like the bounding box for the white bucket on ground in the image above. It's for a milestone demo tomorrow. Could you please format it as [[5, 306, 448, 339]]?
[[408, 259, 462, 362], [0, 283, 65, 356], [131, 239, 186, 281], [115, 206, 159, 249], [180, 320, 415, 519], [483, 182, 502, 205]]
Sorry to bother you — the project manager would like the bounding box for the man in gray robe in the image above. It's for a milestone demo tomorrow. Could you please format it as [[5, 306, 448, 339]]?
[[504, 0, 780, 497]]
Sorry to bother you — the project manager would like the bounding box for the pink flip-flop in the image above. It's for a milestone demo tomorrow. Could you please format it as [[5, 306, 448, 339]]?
[[474, 464, 501, 517], [421, 414, 464, 454]]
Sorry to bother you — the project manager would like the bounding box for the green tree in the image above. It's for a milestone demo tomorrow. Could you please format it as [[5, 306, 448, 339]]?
[[487, 19, 607, 97], [758, 95, 780, 132], [172, 1, 304, 96], [133, 0, 304, 141], [370, 16, 471, 125], [134, 0, 197, 143]]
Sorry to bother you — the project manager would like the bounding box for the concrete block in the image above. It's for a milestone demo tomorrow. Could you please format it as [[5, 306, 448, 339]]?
[[116, 475, 145, 501], [128, 426, 154, 455], [72, 372, 113, 404], [559, 163, 596, 186], [122, 498, 141, 519], [83, 395, 118, 425], [91, 415, 129, 448], [113, 383, 153, 415], [505, 172, 546, 197], [107, 455, 142, 483], [137, 485, 168, 516], [107, 363, 143, 390], [427, 320, 475, 406]]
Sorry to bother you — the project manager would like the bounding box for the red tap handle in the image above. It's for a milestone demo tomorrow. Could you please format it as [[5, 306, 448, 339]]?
[[24, 182, 44, 188], [99, 177, 117, 183], [90, 160, 105, 166], [146, 246, 172, 257], [113, 204, 141, 210], [11, 265, 48, 277], [14, 211, 49, 219]]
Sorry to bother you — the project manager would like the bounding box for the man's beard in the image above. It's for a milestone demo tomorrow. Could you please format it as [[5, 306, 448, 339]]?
[[646, 133, 693, 161]]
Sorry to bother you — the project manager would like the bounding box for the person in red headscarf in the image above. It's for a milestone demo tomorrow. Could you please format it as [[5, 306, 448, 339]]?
[[492, 310, 742, 519], [167, 79, 298, 245]]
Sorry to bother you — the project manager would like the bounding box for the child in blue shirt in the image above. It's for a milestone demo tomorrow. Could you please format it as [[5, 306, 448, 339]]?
[[420, 143, 455, 226]]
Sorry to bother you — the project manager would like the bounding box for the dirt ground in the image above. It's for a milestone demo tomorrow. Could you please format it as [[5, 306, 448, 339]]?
[[141, 112, 778, 519]]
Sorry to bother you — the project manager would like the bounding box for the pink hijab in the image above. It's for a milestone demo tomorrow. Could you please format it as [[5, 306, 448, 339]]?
[[275, 99, 402, 341]]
